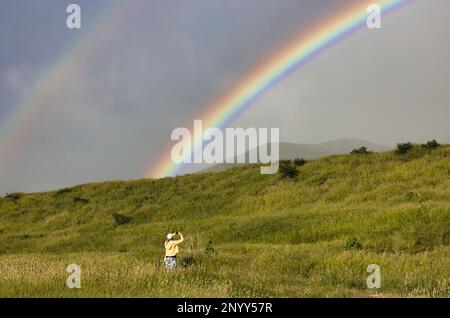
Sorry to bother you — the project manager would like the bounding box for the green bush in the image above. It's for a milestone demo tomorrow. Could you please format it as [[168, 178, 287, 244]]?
[[5, 193, 23, 202], [293, 158, 307, 166], [73, 196, 89, 204], [422, 139, 440, 150], [112, 213, 132, 225], [351, 146, 371, 155], [395, 142, 413, 155], [443, 216, 450, 246], [54, 188, 72, 196], [18, 234, 31, 240], [345, 237, 363, 250], [278, 160, 298, 179], [413, 223, 440, 252], [205, 240, 217, 254], [308, 173, 332, 186], [181, 255, 196, 268]]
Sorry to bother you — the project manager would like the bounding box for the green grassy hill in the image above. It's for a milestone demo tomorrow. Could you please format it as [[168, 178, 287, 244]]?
[[0, 144, 449, 297]]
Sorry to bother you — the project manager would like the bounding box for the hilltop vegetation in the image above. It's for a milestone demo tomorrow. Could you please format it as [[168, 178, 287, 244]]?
[[0, 144, 449, 297]]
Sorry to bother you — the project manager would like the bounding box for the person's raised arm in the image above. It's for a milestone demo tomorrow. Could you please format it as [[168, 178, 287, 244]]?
[[172, 232, 184, 245]]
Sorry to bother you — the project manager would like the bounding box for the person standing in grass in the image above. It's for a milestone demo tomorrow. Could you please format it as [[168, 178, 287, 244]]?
[[164, 232, 184, 269]]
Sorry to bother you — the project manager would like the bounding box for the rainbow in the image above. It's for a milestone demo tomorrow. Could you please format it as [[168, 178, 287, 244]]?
[[0, 1, 413, 180], [149, 0, 412, 178], [0, 0, 128, 175]]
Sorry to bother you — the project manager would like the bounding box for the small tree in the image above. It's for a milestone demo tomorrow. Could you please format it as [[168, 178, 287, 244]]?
[[351, 146, 371, 155], [395, 142, 413, 155], [279, 160, 298, 179], [422, 139, 440, 150]]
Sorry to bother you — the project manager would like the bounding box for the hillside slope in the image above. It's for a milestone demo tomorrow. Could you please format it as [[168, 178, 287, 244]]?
[[200, 139, 389, 173], [0, 145, 449, 297]]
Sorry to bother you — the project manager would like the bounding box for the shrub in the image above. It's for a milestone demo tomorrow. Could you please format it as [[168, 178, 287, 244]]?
[[18, 234, 31, 240], [395, 142, 413, 155], [308, 173, 332, 186], [442, 215, 450, 246], [406, 191, 419, 201], [413, 223, 439, 252], [351, 146, 371, 155], [54, 188, 72, 196], [422, 139, 440, 150], [205, 240, 217, 255], [278, 160, 298, 179], [112, 213, 132, 225], [5, 192, 23, 202], [345, 237, 363, 250], [181, 256, 195, 268], [73, 196, 89, 204], [123, 185, 135, 195], [293, 158, 307, 166]]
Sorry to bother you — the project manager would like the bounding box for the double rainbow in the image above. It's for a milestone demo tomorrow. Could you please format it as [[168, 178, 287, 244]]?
[[0, 0, 411, 179]]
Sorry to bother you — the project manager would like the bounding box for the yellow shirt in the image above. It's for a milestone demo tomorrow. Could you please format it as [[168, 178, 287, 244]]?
[[165, 234, 184, 257]]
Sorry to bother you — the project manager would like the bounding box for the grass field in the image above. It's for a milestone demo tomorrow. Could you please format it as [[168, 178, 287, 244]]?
[[0, 144, 449, 297]]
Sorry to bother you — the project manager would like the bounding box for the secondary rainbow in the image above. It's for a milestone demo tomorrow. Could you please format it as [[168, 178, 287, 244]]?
[[149, 0, 412, 178], [0, 0, 128, 175]]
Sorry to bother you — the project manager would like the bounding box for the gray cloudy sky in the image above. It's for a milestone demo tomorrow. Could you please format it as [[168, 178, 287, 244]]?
[[0, 0, 449, 194]]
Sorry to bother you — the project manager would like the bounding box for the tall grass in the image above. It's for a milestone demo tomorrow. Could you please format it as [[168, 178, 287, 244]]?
[[0, 145, 449, 297]]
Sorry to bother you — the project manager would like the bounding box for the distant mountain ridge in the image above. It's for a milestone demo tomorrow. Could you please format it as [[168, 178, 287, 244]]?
[[278, 139, 389, 159], [200, 139, 390, 173]]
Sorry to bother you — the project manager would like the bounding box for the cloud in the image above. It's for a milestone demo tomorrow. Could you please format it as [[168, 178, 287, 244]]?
[[235, 0, 450, 146]]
